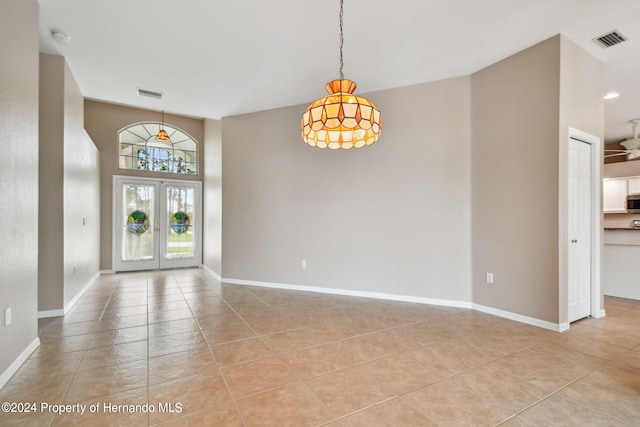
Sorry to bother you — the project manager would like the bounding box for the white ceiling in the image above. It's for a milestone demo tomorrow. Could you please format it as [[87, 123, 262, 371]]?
[[38, 0, 640, 144]]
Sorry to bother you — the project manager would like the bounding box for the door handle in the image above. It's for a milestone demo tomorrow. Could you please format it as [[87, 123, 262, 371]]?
[[571, 239, 578, 244]]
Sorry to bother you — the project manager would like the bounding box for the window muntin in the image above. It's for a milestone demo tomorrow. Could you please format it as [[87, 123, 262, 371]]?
[[118, 122, 197, 175]]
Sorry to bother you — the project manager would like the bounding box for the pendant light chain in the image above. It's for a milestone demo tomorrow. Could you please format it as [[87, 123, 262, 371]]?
[[300, 0, 381, 149], [339, 0, 344, 81]]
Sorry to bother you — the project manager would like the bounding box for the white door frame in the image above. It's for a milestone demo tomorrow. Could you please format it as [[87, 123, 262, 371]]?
[[560, 128, 604, 331], [112, 175, 202, 272]]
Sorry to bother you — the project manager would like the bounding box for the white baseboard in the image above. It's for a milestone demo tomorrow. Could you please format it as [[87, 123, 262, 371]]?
[[0, 337, 40, 389], [472, 303, 563, 332], [37, 309, 64, 319], [99, 269, 115, 275], [63, 273, 99, 314], [222, 277, 472, 309], [557, 309, 606, 331], [558, 322, 570, 332], [219, 276, 567, 332], [38, 272, 100, 319], [201, 265, 222, 282]]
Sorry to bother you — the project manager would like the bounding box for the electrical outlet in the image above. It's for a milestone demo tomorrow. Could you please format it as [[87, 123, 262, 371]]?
[[301, 259, 307, 269], [486, 272, 494, 283], [5, 308, 11, 326]]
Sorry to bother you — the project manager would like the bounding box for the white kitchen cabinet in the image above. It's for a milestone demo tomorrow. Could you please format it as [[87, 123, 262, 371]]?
[[628, 177, 640, 195], [603, 178, 627, 213]]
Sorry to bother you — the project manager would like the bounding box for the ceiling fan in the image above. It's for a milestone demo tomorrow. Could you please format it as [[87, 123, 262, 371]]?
[[605, 119, 640, 159]]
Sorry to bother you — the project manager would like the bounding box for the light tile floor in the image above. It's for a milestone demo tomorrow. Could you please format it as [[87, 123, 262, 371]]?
[[1, 268, 640, 426]]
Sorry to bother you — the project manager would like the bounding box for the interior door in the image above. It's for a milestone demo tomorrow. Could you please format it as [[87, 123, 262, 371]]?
[[568, 138, 592, 322], [114, 176, 201, 271]]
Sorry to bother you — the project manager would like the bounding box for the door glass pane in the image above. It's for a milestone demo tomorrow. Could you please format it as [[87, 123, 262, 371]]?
[[165, 185, 195, 259], [122, 183, 155, 261]]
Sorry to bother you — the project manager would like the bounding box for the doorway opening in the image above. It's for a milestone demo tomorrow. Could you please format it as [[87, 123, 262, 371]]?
[[565, 128, 603, 328], [113, 176, 202, 271]]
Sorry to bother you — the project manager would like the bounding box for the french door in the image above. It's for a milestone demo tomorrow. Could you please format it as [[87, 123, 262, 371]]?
[[114, 176, 201, 271]]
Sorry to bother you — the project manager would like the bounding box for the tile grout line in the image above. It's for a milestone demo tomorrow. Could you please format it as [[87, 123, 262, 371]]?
[[314, 395, 399, 426], [493, 358, 612, 426], [22, 273, 640, 426], [276, 321, 530, 388], [46, 278, 117, 427], [179, 274, 251, 427], [146, 271, 151, 427], [393, 394, 445, 427], [390, 332, 602, 427], [211, 277, 350, 424]]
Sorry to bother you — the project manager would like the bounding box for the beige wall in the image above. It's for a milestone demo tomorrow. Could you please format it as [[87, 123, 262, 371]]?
[[84, 101, 204, 270], [221, 77, 472, 301], [39, 54, 101, 312], [604, 213, 640, 229], [203, 119, 222, 276], [603, 159, 640, 178], [472, 37, 562, 323], [62, 61, 101, 307], [39, 54, 65, 310], [471, 35, 604, 324], [0, 0, 39, 383], [557, 36, 604, 324]]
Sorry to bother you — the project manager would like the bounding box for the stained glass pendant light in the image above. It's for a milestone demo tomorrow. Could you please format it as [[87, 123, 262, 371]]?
[[155, 110, 171, 143], [301, 0, 381, 149]]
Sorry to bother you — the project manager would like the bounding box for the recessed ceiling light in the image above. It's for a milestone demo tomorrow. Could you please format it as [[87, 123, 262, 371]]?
[[603, 92, 620, 100], [51, 29, 70, 43]]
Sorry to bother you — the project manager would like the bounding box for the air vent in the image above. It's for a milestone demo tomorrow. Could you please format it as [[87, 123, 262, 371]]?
[[137, 88, 163, 99], [592, 30, 627, 48]]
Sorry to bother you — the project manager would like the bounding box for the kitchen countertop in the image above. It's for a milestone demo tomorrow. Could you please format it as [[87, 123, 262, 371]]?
[[604, 228, 640, 230]]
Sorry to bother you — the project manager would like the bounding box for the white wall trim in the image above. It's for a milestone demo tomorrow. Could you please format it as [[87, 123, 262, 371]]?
[[38, 272, 100, 318], [112, 175, 118, 273], [201, 265, 222, 282], [37, 309, 64, 319], [223, 276, 473, 309], [220, 276, 570, 331], [0, 337, 40, 389], [99, 269, 116, 275], [64, 273, 99, 314], [473, 303, 564, 332]]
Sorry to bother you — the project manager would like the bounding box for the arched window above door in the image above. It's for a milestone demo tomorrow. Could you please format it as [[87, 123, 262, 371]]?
[[118, 122, 198, 175]]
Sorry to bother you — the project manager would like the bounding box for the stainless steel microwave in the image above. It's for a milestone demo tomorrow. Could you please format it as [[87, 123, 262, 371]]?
[[627, 195, 640, 213]]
